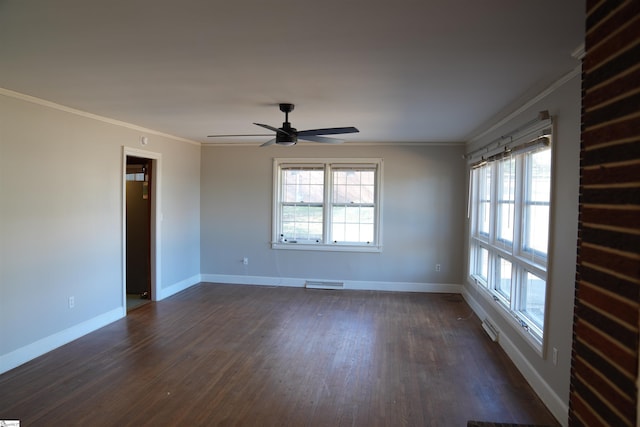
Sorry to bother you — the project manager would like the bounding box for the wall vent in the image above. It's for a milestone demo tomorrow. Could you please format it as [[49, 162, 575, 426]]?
[[305, 281, 344, 290], [481, 319, 499, 342]]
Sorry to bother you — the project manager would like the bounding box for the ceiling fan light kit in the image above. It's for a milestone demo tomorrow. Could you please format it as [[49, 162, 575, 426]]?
[[208, 103, 359, 147]]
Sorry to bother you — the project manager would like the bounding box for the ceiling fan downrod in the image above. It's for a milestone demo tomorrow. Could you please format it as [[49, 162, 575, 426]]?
[[278, 103, 297, 144]]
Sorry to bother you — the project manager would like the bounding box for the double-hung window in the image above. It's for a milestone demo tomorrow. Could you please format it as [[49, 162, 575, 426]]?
[[272, 158, 383, 252], [468, 128, 552, 350]]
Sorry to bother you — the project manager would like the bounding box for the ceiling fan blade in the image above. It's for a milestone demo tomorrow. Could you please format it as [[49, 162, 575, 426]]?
[[297, 126, 359, 137], [299, 135, 344, 144], [260, 138, 277, 147], [207, 134, 273, 137], [254, 123, 291, 136]]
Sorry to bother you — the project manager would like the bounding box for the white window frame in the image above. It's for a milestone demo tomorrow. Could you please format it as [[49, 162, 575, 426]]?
[[468, 128, 552, 353], [272, 158, 383, 252]]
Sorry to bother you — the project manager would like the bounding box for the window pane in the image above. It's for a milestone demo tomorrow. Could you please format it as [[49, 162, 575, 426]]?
[[478, 246, 488, 283], [525, 205, 549, 254], [332, 206, 372, 243], [523, 148, 551, 257], [498, 202, 514, 243], [332, 206, 345, 223], [529, 150, 551, 203], [332, 224, 345, 241], [477, 166, 491, 236], [333, 170, 375, 204], [359, 224, 374, 243], [522, 271, 546, 329], [497, 158, 515, 243], [345, 206, 360, 222], [345, 224, 360, 241], [283, 170, 324, 203], [495, 258, 512, 302], [359, 207, 374, 223], [470, 245, 489, 286], [281, 205, 323, 241], [308, 222, 323, 240]]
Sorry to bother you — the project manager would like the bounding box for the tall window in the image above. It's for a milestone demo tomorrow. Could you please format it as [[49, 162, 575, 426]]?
[[468, 138, 551, 348], [273, 158, 383, 252]]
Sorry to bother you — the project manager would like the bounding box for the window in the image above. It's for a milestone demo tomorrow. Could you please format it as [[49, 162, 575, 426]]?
[[272, 158, 383, 252], [468, 137, 551, 348], [280, 167, 324, 243]]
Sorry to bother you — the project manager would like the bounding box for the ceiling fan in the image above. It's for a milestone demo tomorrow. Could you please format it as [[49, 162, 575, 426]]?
[[207, 103, 359, 146]]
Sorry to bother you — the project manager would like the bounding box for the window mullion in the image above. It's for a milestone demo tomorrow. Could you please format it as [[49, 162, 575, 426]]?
[[512, 264, 521, 312], [513, 155, 525, 258], [324, 164, 332, 244]]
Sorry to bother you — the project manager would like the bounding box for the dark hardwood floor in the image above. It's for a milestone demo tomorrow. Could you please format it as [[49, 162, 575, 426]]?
[[0, 283, 559, 426]]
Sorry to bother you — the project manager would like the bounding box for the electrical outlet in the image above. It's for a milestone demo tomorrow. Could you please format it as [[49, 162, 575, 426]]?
[[435, 264, 441, 272], [68, 296, 75, 309], [243, 257, 249, 265], [552, 347, 558, 365]]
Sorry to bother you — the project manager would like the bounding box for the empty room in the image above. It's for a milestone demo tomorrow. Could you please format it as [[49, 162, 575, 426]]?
[[1, 1, 638, 426]]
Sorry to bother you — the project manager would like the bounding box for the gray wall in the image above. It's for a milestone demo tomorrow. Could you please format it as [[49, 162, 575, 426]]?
[[0, 93, 200, 370], [463, 71, 581, 421], [200, 143, 466, 288]]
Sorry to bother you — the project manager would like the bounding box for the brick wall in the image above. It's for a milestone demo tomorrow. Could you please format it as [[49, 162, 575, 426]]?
[[569, 0, 640, 426]]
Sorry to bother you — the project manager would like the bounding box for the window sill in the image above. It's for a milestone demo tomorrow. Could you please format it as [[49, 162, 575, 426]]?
[[271, 242, 383, 253]]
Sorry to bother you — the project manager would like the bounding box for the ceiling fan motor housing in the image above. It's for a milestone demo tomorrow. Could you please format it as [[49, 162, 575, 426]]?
[[277, 123, 297, 145]]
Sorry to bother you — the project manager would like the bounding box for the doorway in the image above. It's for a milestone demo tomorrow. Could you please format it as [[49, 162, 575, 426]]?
[[122, 147, 161, 314], [126, 156, 152, 310]]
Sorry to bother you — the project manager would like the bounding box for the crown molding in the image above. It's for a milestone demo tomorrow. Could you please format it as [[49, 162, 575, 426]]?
[[0, 87, 201, 146], [571, 43, 585, 60], [467, 64, 581, 144]]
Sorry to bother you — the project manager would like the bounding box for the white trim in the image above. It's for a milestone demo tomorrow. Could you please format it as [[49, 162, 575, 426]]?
[[571, 43, 585, 60], [156, 274, 202, 300], [462, 287, 568, 427], [0, 308, 123, 375], [122, 147, 162, 310], [272, 158, 384, 252], [200, 274, 462, 294], [466, 65, 581, 144], [270, 242, 383, 253], [0, 87, 200, 146]]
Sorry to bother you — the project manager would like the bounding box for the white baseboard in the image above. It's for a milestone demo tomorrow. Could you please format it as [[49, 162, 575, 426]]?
[[200, 273, 462, 294], [156, 274, 201, 301], [0, 307, 123, 375], [461, 287, 569, 426], [201, 274, 302, 288], [0, 275, 201, 375]]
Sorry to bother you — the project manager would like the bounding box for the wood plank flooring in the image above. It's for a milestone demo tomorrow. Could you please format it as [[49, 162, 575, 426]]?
[[0, 283, 559, 426]]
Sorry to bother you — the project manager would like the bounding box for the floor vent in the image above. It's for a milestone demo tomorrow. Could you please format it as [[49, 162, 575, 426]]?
[[305, 281, 344, 290], [482, 319, 499, 342]]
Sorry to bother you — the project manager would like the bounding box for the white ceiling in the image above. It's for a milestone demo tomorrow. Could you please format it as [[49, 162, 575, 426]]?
[[0, 0, 584, 145]]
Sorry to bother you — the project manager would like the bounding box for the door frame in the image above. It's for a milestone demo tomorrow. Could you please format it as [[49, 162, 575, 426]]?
[[122, 146, 162, 315]]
